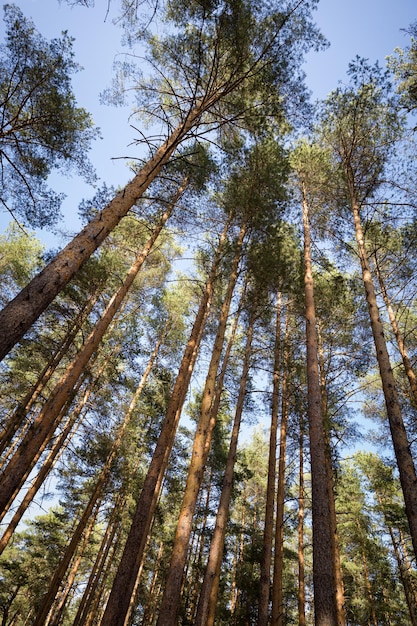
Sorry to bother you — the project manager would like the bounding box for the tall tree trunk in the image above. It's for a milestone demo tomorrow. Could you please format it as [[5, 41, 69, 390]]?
[[258, 292, 281, 626], [0, 186, 182, 520], [271, 308, 290, 626], [348, 174, 417, 558], [373, 256, 417, 406], [195, 314, 254, 626], [99, 212, 234, 626], [155, 222, 246, 626], [298, 415, 306, 626], [302, 184, 338, 626], [0, 98, 213, 361], [317, 323, 346, 626]]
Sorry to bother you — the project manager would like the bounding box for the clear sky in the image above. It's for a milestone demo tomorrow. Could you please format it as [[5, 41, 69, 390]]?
[[1, 0, 416, 246]]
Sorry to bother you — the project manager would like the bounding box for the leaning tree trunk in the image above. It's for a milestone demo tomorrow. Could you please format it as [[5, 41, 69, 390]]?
[[302, 184, 338, 626], [373, 255, 417, 406], [0, 186, 182, 520], [258, 292, 281, 626], [195, 314, 254, 626], [155, 222, 246, 626], [0, 98, 214, 361], [99, 212, 234, 626], [348, 172, 417, 559], [271, 309, 290, 626]]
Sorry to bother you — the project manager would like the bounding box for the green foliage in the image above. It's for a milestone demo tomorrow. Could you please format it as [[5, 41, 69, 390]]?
[[0, 4, 99, 227]]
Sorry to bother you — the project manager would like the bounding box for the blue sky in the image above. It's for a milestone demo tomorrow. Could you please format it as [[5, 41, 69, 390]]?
[[1, 0, 416, 246]]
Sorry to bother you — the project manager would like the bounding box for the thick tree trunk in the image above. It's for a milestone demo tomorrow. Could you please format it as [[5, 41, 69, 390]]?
[[349, 180, 417, 558], [99, 213, 233, 626], [0, 103, 208, 361], [155, 222, 246, 626], [302, 186, 338, 626], [373, 257, 417, 406], [258, 292, 281, 626], [271, 309, 290, 626], [195, 315, 254, 626], [0, 189, 180, 520]]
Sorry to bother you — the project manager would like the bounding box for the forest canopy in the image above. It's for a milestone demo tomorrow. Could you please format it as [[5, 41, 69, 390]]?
[[0, 1, 417, 625]]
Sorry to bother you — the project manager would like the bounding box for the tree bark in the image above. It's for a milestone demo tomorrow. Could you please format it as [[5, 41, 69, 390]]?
[[258, 292, 281, 626], [155, 221, 246, 626], [0, 187, 181, 520], [302, 184, 338, 626], [195, 314, 254, 626], [0, 101, 209, 361], [99, 213, 233, 626]]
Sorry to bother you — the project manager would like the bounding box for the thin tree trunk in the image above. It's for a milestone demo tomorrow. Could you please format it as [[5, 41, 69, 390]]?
[[195, 315, 254, 626], [373, 256, 417, 406], [271, 308, 290, 626], [0, 186, 182, 520], [298, 415, 306, 626], [302, 184, 338, 626], [258, 292, 281, 626], [155, 222, 246, 626], [99, 213, 234, 626], [348, 176, 417, 558]]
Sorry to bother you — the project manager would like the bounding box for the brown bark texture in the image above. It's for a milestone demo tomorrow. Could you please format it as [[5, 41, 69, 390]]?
[[302, 185, 338, 626]]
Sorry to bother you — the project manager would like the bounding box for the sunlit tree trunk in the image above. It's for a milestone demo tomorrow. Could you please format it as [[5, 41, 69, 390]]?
[[0, 100, 213, 360], [302, 183, 338, 625], [0, 186, 182, 519], [195, 314, 254, 626], [100, 212, 234, 626], [258, 291, 281, 626], [155, 221, 246, 626]]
